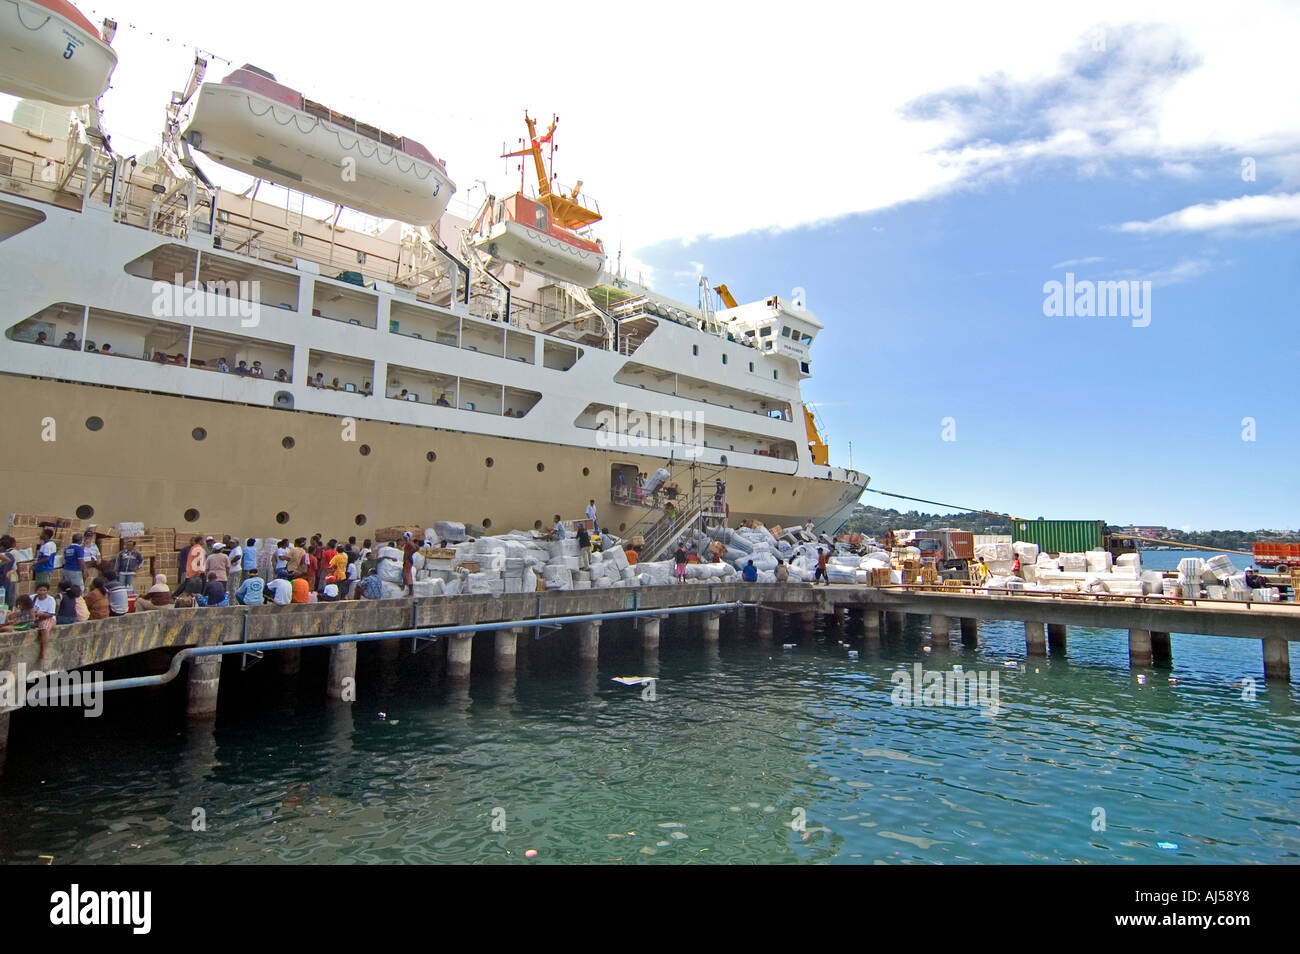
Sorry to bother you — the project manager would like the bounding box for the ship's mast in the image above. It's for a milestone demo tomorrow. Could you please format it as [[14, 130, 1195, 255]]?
[[500, 112, 601, 231]]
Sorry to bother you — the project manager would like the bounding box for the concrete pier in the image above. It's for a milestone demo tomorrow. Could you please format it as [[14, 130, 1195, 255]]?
[[446, 634, 473, 680], [885, 611, 905, 638], [577, 620, 601, 661], [1129, 629, 1153, 666], [960, 617, 978, 647], [494, 628, 518, 673], [702, 612, 720, 643], [186, 655, 222, 719], [1048, 623, 1068, 653], [1263, 637, 1290, 682], [375, 637, 400, 662], [929, 615, 950, 647], [326, 642, 357, 701], [1151, 631, 1171, 662], [1025, 620, 1047, 655]]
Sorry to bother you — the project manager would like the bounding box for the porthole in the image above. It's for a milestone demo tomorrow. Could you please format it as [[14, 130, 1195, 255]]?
[[426, 451, 437, 462], [282, 436, 295, 449], [748, 484, 754, 492], [192, 427, 207, 441], [582, 467, 590, 477], [359, 444, 371, 456], [771, 488, 777, 495], [482, 518, 493, 529], [619, 522, 627, 532], [276, 511, 290, 525], [85, 416, 103, 431], [485, 457, 494, 468], [184, 508, 200, 523], [355, 514, 367, 526], [536, 462, 545, 472], [75, 504, 94, 520], [534, 520, 543, 530], [792, 489, 797, 496]]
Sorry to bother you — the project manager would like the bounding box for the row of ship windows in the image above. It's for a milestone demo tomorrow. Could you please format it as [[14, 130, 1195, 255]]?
[[691, 343, 779, 380]]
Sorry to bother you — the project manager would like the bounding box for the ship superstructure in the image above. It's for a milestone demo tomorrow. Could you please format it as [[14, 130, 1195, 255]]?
[[0, 6, 867, 541]]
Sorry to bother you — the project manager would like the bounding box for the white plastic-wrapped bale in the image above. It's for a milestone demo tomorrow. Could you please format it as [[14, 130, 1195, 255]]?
[[542, 565, 573, 590], [637, 562, 674, 586], [433, 521, 466, 542], [1011, 541, 1039, 561], [1085, 550, 1113, 572], [1141, 571, 1165, 594], [412, 578, 445, 598], [377, 545, 402, 562], [1177, 558, 1204, 586], [604, 547, 629, 572], [1036, 552, 1060, 569], [1115, 552, 1141, 568], [379, 580, 406, 599], [1202, 554, 1235, 582], [1060, 553, 1088, 572], [377, 559, 405, 584]]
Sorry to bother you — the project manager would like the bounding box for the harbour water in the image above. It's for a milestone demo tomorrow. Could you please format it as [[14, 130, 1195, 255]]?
[[0, 550, 1295, 865]]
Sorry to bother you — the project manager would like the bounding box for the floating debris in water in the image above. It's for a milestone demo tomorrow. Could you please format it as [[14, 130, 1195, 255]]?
[[782, 643, 796, 650], [657, 822, 685, 829], [1003, 661, 1018, 668], [1137, 675, 1146, 685], [669, 831, 688, 840], [1157, 842, 1179, 850], [611, 676, 654, 686], [377, 712, 387, 720], [525, 849, 538, 858], [848, 651, 859, 658]]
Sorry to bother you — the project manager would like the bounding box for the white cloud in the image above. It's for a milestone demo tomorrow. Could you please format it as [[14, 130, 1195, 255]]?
[[66, 0, 1300, 250], [1118, 192, 1300, 233], [1051, 256, 1105, 269], [1139, 257, 1215, 285]]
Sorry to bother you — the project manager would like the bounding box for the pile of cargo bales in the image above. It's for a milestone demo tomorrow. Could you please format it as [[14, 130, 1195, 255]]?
[[1175, 555, 1280, 602], [1027, 550, 1163, 595]]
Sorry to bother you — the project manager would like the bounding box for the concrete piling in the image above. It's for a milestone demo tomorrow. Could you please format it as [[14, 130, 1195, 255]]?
[[641, 616, 661, 653], [326, 642, 357, 701], [1151, 631, 1171, 662], [1129, 629, 1153, 666], [1263, 637, 1290, 682], [577, 620, 600, 662], [885, 611, 905, 638], [494, 628, 518, 673], [1025, 620, 1047, 656], [1047, 623, 1068, 653], [446, 633, 473, 680], [959, 617, 978, 647], [701, 612, 720, 643], [862, 611, 881, 643], [755, 608, 774, 640], [186, 654, 222, 720], [279, 647, 302, 676], [929, 615, 950, 647]]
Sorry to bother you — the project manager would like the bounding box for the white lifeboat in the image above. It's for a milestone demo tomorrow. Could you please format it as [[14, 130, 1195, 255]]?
[[184, 64, 455, 225], [0, 0, 117, 107], [473, 194, 606, 287]]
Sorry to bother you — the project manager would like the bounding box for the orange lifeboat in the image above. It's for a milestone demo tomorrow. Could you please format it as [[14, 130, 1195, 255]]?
[[471, 113, 606, 286], [0, 0, 117, 106]]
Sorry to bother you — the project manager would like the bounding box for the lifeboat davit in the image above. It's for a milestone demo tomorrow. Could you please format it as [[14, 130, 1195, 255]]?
[[184, 64, 455, 225], [0, 0, 117, 106], [473, 193, 606, 287]]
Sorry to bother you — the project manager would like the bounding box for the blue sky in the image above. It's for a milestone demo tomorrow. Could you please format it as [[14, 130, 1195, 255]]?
[[6, 0, 1296, 529]]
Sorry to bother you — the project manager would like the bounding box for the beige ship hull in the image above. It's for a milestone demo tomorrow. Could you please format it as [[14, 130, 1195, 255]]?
[[1, 377, 863, 540]]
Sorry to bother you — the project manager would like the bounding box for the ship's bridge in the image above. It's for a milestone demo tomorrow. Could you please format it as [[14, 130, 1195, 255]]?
[[718, 296, 822, 378]]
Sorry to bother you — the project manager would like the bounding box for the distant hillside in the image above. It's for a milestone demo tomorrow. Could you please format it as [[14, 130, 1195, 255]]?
[[837, 506, 1295, 552], [838, 506, 1011, 537]]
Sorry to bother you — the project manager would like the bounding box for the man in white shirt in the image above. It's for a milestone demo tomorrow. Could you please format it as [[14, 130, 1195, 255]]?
[[553, 515, 565, 540], [265, 576, 293, 605], [227, 539, 243, 592], [586, 500, 598, 525]]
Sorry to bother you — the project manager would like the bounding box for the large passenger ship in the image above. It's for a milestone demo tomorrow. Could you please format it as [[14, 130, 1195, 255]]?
[[0, 0, 867, 546]]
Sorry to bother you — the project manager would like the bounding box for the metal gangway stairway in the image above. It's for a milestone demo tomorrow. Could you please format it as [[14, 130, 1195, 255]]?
[[623, 461, 729, 563]]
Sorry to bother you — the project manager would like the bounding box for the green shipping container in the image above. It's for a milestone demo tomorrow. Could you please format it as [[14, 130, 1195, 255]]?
[[1011, 519, 1106, 555]]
